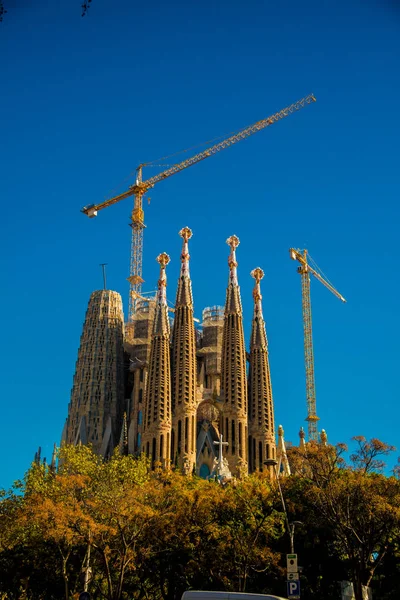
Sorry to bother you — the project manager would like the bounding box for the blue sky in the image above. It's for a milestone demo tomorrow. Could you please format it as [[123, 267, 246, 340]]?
[[1, 0, 399, 488]]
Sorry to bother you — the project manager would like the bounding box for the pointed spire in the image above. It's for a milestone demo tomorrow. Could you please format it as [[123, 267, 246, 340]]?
[[221, 234, 248, 476], [176, 227, 193, 307], [153, 253, 171, 335], [320, 429, 328, 446], [248, 267, 276, 473], [250, 267, 267, 349], [171, 227, 197, 473], [299, 426, 306, 450], [142, 252, 172, 467], [156, 252, 170, 307], [276, 425, 291, 477], [119, 412, 128, 455], [225, 235, 242, 314], [227, 235, 239, 285], [50, 443, 57, 473], [251, 267, 264, 317], [179, 226, 192, 278], [34, 446, 41, 465]]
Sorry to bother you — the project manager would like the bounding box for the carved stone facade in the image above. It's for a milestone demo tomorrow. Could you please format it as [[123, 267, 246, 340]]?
[[64, 230, 277, 478], [63, 290, 125, 456]]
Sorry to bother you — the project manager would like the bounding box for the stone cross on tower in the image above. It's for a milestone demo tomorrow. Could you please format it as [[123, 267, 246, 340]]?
[[213, 434, 229, 477]]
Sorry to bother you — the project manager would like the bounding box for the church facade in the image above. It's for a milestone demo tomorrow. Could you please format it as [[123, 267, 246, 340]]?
[[64, 228, 277, 478]]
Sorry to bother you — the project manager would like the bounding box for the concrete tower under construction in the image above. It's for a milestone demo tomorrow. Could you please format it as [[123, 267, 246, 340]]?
[[63, 290, 125, 455]]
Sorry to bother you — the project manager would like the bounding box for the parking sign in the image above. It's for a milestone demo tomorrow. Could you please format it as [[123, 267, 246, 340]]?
[[287, 579, 300, 599]]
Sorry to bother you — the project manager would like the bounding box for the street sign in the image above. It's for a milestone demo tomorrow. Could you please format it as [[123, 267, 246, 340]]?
[[288, 571, 299, 581], [286, 553, 298, 573], [287, 579, 301, 599]]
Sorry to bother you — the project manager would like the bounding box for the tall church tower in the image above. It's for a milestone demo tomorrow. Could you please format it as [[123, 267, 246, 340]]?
[[142, 253, 172, 467], [64, 290, 125, 456], [171, 227, 197, 473], [220, 235, 248, 476], [248, 268, 276, 472]]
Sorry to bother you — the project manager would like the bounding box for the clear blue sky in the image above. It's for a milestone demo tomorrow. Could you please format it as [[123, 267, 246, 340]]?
[[1, 0, 399, 488]]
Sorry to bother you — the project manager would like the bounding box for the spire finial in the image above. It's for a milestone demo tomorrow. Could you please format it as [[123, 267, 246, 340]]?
[[50, 443, 57, 472], [226, 235, 240, 286], [278, 424, 284, 437], [156, 253, 170, 306], [320, 429, 328, 446], [251, 267, 264, 317], [179, 227, 192, 277], [179, 226, 192, 243], [299, 426, 306, 449]]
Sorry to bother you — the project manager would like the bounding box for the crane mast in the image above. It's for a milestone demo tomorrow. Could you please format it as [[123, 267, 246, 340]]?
[[82, 94, 316, 321], [289, 248, 346, 442]]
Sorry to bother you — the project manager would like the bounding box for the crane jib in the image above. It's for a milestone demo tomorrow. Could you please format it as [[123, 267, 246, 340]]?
[[82, 94, 316, 321]]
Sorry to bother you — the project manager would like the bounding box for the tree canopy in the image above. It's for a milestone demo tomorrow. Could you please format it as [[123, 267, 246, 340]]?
[[0, 438, 400, 600]]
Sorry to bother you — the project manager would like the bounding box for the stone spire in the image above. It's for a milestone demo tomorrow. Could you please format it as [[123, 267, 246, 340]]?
[[142, 253, 172, 467], [220, 235, 248, 476], [119, 412, 128, 455], [171, 228, 197, 473], [248, 267, 276, 472], [276, 425, 291, 477], [320, 429, 328, 446], [50, 443, 57, 473], [299, 426, 306, 450]]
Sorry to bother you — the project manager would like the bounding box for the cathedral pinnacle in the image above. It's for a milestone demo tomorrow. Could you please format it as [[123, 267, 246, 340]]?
[[154, 253, 170, 335], [176, 227, 193, 307], [226, 235, 240, 287], [251, 267, 264, 319], [320, 429, 328, 446], [179, 226, 192, 275], [156, 253, 170, 305], [250, 267, 267, 350]]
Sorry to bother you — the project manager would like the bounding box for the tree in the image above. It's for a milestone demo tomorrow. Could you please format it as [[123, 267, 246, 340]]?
[[287, 438, 400, 600]]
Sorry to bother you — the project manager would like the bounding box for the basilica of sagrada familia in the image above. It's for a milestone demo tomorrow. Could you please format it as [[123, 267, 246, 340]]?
[[63, 228, 285, 478]]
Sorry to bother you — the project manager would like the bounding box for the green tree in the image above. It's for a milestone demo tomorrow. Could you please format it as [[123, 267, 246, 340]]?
[[287, 438, 400, 600]]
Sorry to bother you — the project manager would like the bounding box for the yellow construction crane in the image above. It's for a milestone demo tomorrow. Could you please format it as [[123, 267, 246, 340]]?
[[82, 94, 316, 321], [289, 248, 346, 442]]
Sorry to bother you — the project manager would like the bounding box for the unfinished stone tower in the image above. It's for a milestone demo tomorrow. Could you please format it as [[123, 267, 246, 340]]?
[[141, 253, 172, 467], [63, 290, 125, 455], [248, 268, 276, 472], [220, 235, 248, 476], [170, 227, 197, 473]]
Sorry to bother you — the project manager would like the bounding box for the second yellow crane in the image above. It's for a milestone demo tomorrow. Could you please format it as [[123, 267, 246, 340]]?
[[289, 248, 346, 442], [82, 94, 316, 320]]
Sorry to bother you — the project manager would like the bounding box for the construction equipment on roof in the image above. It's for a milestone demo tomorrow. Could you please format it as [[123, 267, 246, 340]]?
[[289, 248, 346, 442], [82, 94, 316, 321]]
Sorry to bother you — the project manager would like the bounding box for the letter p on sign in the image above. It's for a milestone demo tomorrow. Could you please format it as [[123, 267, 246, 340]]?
[[287, 579, 300, 599]]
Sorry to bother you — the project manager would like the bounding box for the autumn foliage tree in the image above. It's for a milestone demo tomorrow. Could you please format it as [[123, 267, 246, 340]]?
[[285, 437, 400, 600], [1, 438, 400, 600]]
